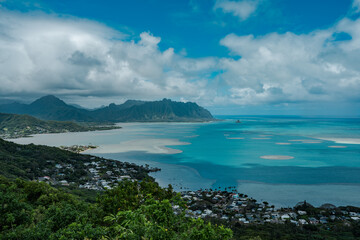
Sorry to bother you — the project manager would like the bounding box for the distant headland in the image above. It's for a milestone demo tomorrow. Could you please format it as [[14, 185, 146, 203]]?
[[0, 95, 214, 123]]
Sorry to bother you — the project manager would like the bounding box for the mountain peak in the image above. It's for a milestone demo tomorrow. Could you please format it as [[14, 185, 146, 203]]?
[[0, 95, 214, 122], [30, 95, 66, 107]]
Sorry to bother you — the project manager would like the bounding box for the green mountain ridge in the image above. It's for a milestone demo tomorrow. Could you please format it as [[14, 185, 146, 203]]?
[[0, 95, 214, 122]]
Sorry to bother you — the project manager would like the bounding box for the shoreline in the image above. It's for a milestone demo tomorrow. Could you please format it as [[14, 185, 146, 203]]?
[[8, 120, 360, 208]]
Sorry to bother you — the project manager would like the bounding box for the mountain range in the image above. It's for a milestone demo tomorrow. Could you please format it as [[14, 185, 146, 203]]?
[[0, 95, 214, 122]]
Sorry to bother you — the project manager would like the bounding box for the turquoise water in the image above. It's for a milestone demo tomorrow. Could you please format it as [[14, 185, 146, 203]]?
[[12, 116, 360, 207]]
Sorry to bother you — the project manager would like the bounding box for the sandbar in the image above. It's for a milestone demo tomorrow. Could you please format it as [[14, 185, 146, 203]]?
[[318, 137, 360, 145], [301, 140, 322, 144], [260, 155, 294, 160], [184, 135, 199, 138], [328, 146, 348, 148], [275, 142, 292, 145], [85, 138, 190, 154], [227, 137, 245, 139]]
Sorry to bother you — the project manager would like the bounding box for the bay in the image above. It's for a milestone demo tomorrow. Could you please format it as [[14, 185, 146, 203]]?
[[11, 116, 360, 207]]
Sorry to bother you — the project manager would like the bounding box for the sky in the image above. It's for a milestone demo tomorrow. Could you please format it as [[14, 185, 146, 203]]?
[[1, 0, 360, 116]]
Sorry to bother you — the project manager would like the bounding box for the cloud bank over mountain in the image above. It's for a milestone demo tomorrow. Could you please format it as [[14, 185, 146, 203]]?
[[0, 10, 216, 106], [0, 1, 360, 115]]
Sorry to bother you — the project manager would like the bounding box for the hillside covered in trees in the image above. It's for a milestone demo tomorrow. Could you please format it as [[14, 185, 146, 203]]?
[[0, 176, 232, 239], [0, 137, 232, 239], [0, 95, 214, 122], [1, 137, 360, 239]]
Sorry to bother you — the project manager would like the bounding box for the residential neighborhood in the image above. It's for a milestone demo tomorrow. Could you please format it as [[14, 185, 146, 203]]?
[[178, 189, 360, 227], [37, 152, 160, 190]]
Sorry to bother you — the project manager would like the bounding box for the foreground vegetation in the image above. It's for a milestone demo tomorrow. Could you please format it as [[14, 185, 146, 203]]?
[[0, 137, 359, 239], [0, 137, 155, 202], [2, 175, 359, 240], [0, 176, 232, 239]]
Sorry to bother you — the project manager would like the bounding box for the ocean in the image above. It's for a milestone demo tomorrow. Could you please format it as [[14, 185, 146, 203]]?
[[12, 116, 360, 207]]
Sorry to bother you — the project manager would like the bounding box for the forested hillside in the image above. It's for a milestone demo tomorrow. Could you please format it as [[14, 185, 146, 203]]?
[[0, 95, 214, 122]]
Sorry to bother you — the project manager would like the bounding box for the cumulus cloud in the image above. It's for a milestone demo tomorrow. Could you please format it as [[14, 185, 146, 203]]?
[[214, 0, 259, 21], [0, 10, 217, 107], [353, 0, 360, 13], [218, 17, 360, 106], [1, 6, 360, 112]]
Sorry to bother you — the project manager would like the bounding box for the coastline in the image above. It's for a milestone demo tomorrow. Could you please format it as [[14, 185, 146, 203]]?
[[9, 119, 360, 208]]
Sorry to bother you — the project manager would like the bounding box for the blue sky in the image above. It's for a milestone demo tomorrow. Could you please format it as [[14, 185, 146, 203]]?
[[4, 0, 352, 57], [1, 0, 360, 116]]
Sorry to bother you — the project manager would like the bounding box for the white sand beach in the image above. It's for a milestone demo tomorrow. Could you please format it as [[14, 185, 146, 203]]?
[[260, 155, 294, 160], [318, 137, 360, 145], [85, 138, 191, 154]]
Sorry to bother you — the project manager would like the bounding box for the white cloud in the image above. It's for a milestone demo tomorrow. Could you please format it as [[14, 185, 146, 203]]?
[[1, 8, 360, 112], [353, 0, 360, 13], [219, 18, 360, 105], [214, 0, 259, 21], [0, 10, 217, 107]]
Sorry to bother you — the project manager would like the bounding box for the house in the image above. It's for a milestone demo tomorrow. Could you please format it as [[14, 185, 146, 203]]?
[[60, 180, 69, 186], [55, 164, 63, 169], [204, 209, 212, 215], [290, 220, 298, 225], [320, 217, 328, 224], [309, 217, 319, 225], [297, 210, 307, 215], [299, 219, 308, 225], [120, 175, 131, 180], [281, 214, 290, 221], [239, 218, 247, 223]]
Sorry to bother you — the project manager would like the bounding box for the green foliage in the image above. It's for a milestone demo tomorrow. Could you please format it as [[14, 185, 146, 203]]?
[[103, 198, 232, 240], [97, 179, 177, 214], [0, 176, 232, 240], [0, 137, 151, 203], [0, 95, 214, 123]]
